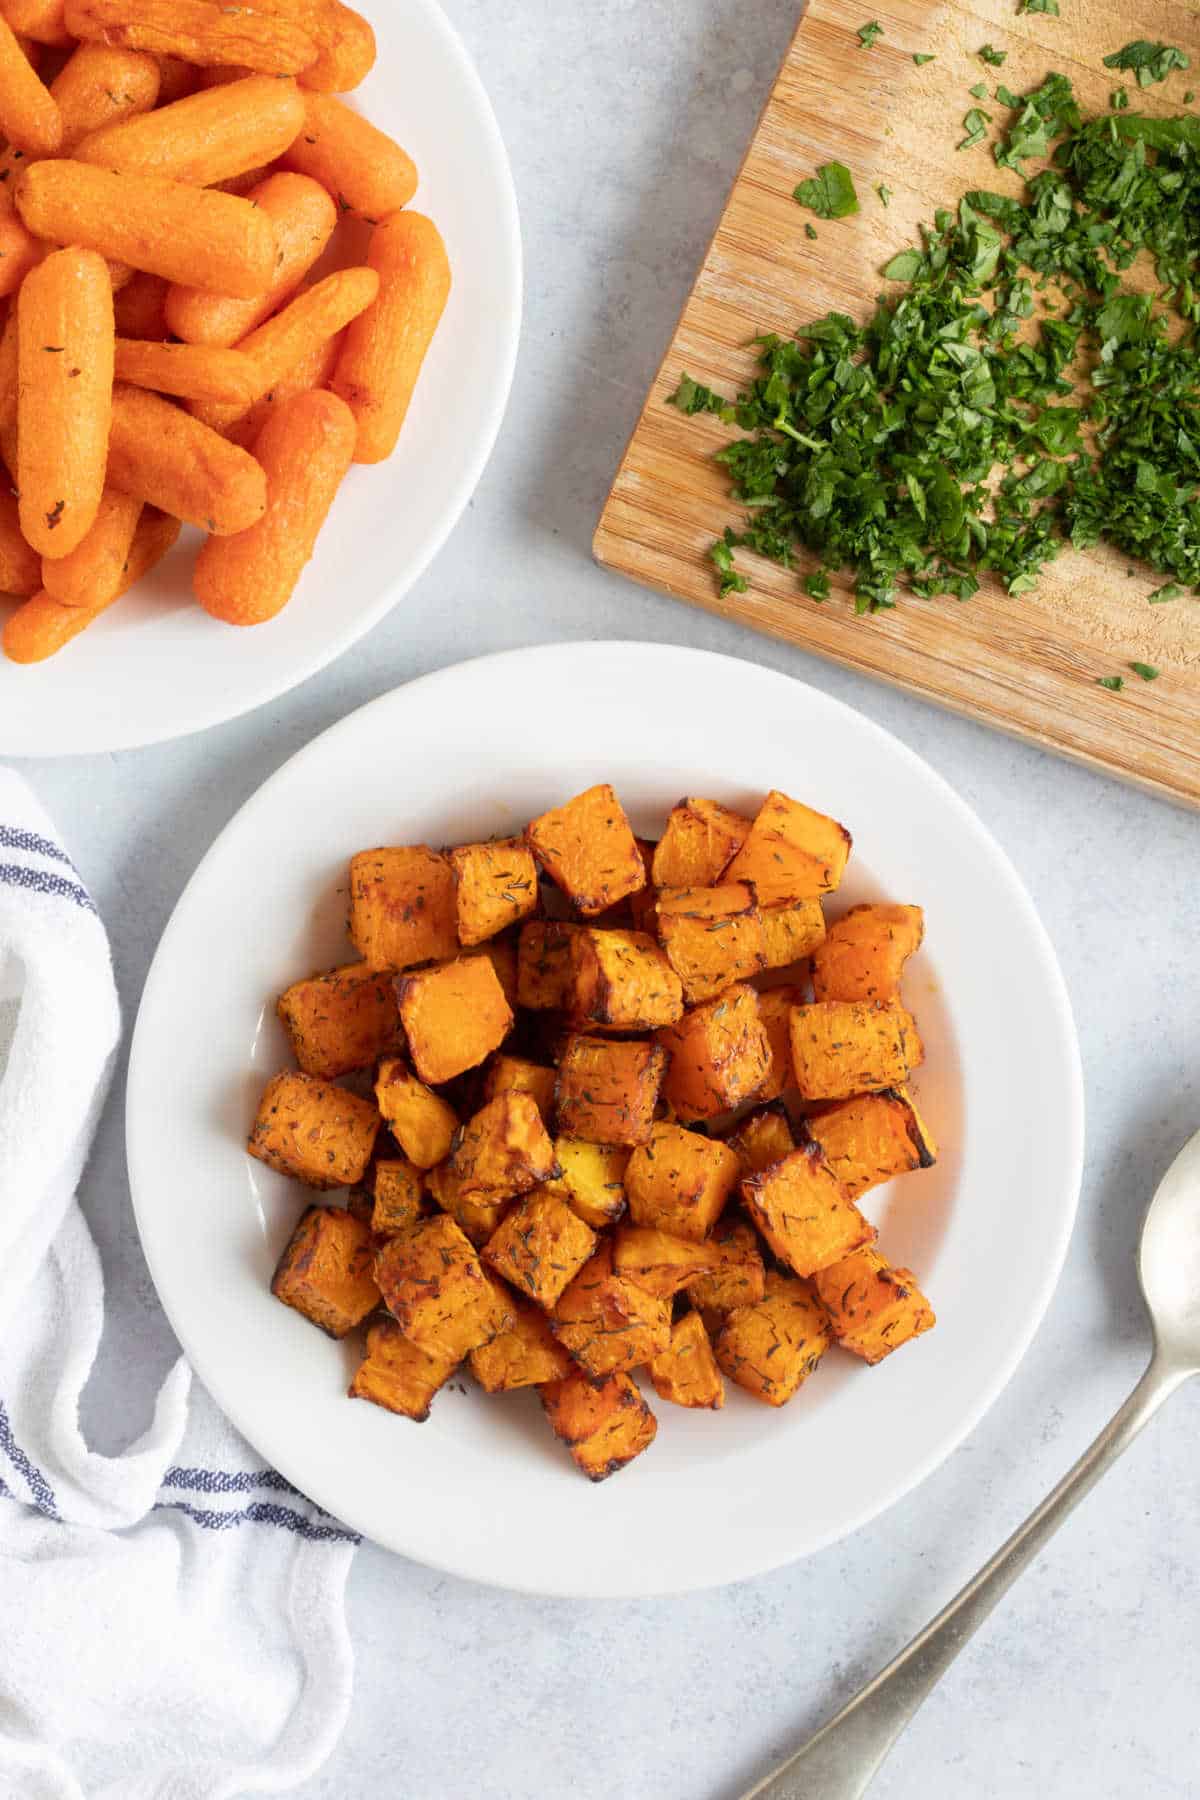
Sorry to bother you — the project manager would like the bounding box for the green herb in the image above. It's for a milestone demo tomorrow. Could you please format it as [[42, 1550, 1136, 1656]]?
[[958, 106, 991, 149], [711, 531, 747, 596], [994, 82, 1021, 107], [668, 374, 735, 423], [793, 160, 859, 218], [805, 222, 818, 239], [1102, 41, 1190, 88], [1110, 87, 1129, 109], [1185, 91, 1195, 104], [1096, 674, 1124, 690], [1129, 661, 1160, 679], [877, 183, 892, 205], [1019, 0, 1059, 14], [913, 52, 935, 64], [1148, 583, 1185, 604], [857, 19, 883, 48], [969, 82, 989, 99], [804, 570, 831, 600], [978, 44, 1008, 65]]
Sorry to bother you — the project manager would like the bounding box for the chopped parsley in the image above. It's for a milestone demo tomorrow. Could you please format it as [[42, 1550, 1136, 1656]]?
[[1129, 661, 1160, 680], [958, 106, 992, 149], [1096, 675, 1124, 690], [969, 82, 989, 99], [877, 183, 892, 205], [913, 52, 935, 65], [1019, 0, 1059, 14], [857, 20, 883, 49], [1102, 41, 1190, 88], [793, 161, 859, 219], [978, 44, 1008, 66], [805, 222, 818, 239]]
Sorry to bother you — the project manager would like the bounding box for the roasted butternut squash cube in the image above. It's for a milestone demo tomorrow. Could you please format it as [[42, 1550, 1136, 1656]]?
[[249, 1071, 380, 1189], [396, 955, 514, 1085], [801, 1088, 936, 1199], [625, 1120, 740, 1242], [656, 882, 766, 1003], [760, 899, 826, 969], [566, 927, 684, 1029], [371, 1156, 428, 1235], [373, 1059, 458, 1168], [276, 963, 401, 1079], [648, 1310, 724, 1409], [349, 1316, 458, 1421], [526, 783, 646, 917], [554, 1034, 667, 1147], [813, 1246, 936, 1363], [545, 1136, 630, 1228], [715, 1269, 831, 1405], [551, 1240, 672, 1375], [540, 1370, 657, 1481], [725, 790, 851, 904], [468, 936, 519, 1008], [657, 983, 771, 1122], [612, 1224, 719, 1297], [755, 985, 804, 1102], [375, 1215, 512, 1361], [483, 1053, 558, 1119], [651, 797, 751, 889], [684, 1216, 766, 1313], [741, 1143, 874, 1277], [348, 845, 458, 970], [424, 1166, 509, 1246], [271, 1204, 379, 1336], [516, 919, 580, 1009], [811, 903, 924, 1003], [439, 1092, 560, 1204], [483, 1189, 597, 1310], [449, 837, 539, 946], [726, 1101, 794, 1176], [469, 1273, 576, 1390], [789, 999, 923, 1101]]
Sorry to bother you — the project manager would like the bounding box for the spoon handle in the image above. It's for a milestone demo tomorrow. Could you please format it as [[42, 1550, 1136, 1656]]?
[[743, 1351, 1191, 1800]]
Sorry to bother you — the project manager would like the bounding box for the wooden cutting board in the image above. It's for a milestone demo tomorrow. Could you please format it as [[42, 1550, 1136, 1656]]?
[[594, 0, 1200, 807]]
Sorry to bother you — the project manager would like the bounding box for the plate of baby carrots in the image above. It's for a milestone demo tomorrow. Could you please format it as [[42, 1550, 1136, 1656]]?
[[0, 0, 521, 754]]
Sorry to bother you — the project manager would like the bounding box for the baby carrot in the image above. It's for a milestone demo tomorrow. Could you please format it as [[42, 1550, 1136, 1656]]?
[[106, 380, 267, 532], [226, 324, 342, 446], [0, 43, 161, 186], [63, 0, 320, 75], [195, 387, 354, 625], [16, 161, 278, 297], [0, 303, 18, 474], [0, 0, 70, 44], [112, 269, 168, 338], [164, 171, 335, 346], [3, 507, 178, 661], [74, 74, 306, 186], [282, 91, 416, 221], [0, 487, 41, 592], [18, 246, 115, 557], [0, 12, 61, 154], [189, 264, 377, 433], [0, 186, 43, 300], [41, 484, 141, 605], [114, 338, 259, 402], [332, 212, 450, 464], [295, 0, 374, 94]]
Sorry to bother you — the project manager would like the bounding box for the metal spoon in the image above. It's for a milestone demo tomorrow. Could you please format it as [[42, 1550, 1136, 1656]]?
[[744, 1126, 1200, 1800]]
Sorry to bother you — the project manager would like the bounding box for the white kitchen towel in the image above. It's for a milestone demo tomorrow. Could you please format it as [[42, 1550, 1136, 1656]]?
[[0, 769, 357, 1800]]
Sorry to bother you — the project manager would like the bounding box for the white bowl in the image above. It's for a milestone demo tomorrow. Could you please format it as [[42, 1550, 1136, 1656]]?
[[0, 0, 521, 755], [126, 643, 1084, 1597]]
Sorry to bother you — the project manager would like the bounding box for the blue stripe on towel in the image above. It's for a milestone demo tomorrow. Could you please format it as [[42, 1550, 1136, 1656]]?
[[0, 1399, 60, 1520], [0, 825, 75, 869], [162, 1466, 304, 1499], [155, 1497, 359, 1545], [0, 863, 95, 914]]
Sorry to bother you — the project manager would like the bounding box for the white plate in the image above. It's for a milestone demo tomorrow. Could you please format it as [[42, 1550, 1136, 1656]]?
[[0, 0, 521, 757], [126, 643, 1083, 1597]]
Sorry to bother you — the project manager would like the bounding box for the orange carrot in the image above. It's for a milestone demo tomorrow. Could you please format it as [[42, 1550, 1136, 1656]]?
[[0, 303, 18, 474], [295, 0, 374, 93], [74, 73, 306, 185], [226, 323, 342, 447], [0, 12, 61, 154], [16, 161, 278, 297], [195, 387, 354, 624], [63, 0, 320, 75], [18, 246, 115, 557], [0, 185, 43, 300], [153, 55, 199, 105], [114, 338, 259, 402], [112, 269, 168, 338], [0, 0, 70, 49], [0, 486, 41, 592], [164, 170, 335, 347], [41, 485, 141, 605], [189, 264, 377, 433], [281, 90, 416, 220], [3, 506, 178, 661], [106, 380, 267, 532], [0, 43, 161, 186], [332, 212, 450, 464]]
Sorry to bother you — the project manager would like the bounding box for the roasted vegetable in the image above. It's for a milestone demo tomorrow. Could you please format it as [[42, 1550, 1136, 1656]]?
[[742, 1142, 874, 1277], [469, 1272, 576, 1390], [373, 1058, 457, 1169], [811, 902, 924, 1002], [656, 881, 766, 1002], [554, 1033, 667, 1146], [436, 1091, 559, 1204], [789, 998, 922, 1100], [684, 1215, 766, 1313], [248, 1069, 379, 1188], [482, 1189, 598, 1310], [374, 1214, 512, 1362], [539, 1370, 657, 1480], [396, 954, 514, 1085], [526, 783, 646, 917], [448, 836, 539, 947], [751, 987, 803, 1103], [726, 790, 851, 903], [657, 981, 771, 1120], [726, 1100, 794, 1176], [715, 1269, 831, 1405], [647, 1309, 725, 1409], [271, 1204, 379, 1337], [544, 1136, 629, 1229], [800, 1087, 935, 1199], [371, 1156, 427, 1235], [347, 844, 457, 969], [483, 1053, 558, 1119], [813, 1246, 935, 1363], [651, 796, 750, 889], [349, 1315, 457, 1421], [516, 918, 579, 1010], [612, 1223, 719, 1297], [566, 926, 684, 1029], [625, 1119, 740, 1242], [276, 961, 400, 1078], [760, 898, 826, 969], [550, 1239, 672, 1375]]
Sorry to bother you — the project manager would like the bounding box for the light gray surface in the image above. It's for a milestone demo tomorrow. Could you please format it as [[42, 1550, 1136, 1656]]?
[[11, 1, 1200, 1795]]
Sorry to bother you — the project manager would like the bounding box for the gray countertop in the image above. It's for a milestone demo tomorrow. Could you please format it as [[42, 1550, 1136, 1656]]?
[[12, 2, 1200, 1794]]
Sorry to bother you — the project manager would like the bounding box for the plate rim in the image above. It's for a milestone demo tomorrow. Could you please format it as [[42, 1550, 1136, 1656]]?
[[3, 0, 523, 760], [126, 641, 1085, 1596]]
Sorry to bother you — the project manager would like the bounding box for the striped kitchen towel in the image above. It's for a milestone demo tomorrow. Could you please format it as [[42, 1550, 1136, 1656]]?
[[0, 769, 356, 1800]]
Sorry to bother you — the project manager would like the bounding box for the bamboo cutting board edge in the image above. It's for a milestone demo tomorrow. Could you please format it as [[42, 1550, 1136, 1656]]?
[[593, 0, 1200, 810]]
